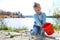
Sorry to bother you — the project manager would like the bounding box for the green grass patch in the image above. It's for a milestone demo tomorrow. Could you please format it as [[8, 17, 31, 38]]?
[[0, 25, 28, 32]]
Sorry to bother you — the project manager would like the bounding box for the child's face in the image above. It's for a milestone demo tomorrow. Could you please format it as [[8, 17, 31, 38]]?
[[34, 6, 41, 14]]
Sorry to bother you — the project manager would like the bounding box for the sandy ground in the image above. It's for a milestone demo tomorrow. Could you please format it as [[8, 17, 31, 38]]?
[[0, 30, 60, 40]]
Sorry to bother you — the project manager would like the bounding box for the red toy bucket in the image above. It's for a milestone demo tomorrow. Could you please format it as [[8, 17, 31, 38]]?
[[42, 23, 54, 35]]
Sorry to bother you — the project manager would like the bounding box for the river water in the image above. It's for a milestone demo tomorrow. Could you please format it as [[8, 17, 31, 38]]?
[[3, 18, 57, 30]]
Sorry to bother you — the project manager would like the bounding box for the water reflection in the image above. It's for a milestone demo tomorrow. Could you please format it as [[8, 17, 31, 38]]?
[[3, 18, 56, 30]]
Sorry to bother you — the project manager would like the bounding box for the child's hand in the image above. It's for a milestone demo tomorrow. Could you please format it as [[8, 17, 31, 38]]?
[[39, 25, 42, 28]]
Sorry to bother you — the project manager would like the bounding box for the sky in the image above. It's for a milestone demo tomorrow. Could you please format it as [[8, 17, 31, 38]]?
[[0, 0, 55, 16]]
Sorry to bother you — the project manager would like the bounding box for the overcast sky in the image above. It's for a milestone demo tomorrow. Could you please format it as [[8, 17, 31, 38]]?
[[0, 0, 55, 16]]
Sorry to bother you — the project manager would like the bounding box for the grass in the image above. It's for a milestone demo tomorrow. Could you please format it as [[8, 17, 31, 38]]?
[[52, 24, 60, 31], [0, 25, 12, 31], [0, 25, 28, 32], [0, 24, 60, 32], [13, 28, 20, 33], [13, 26, 28, 32]]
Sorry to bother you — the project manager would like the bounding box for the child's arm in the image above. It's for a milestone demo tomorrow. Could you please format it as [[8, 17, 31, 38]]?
[[42, 13, 46, 24], [34, 14, 42, 27]]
